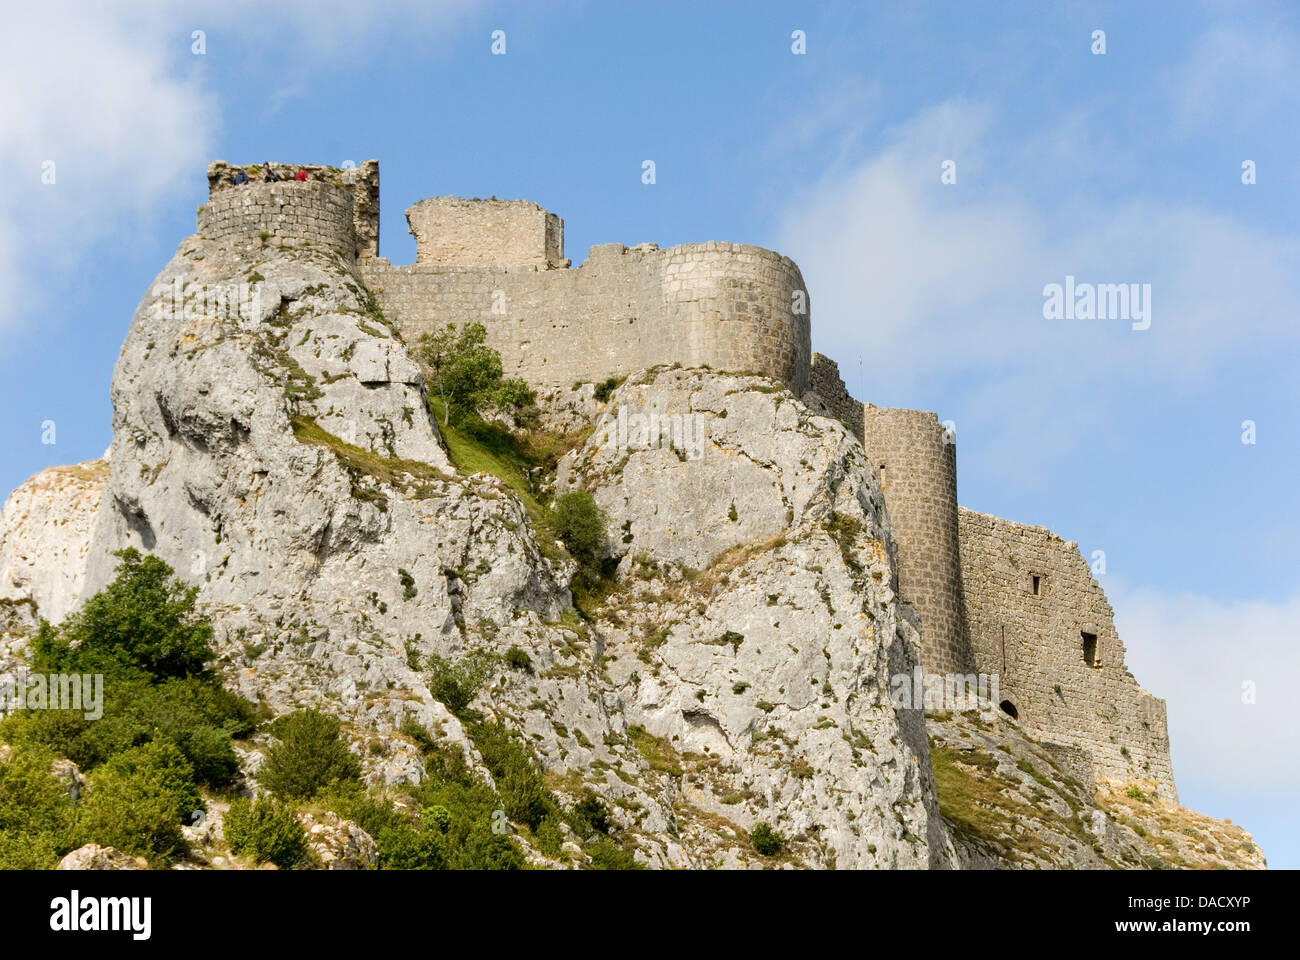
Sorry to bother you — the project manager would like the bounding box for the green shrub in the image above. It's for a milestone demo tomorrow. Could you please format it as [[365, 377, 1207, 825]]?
[[554, 491, 606, 558], [426, 651, 495, 717], [751, 821, 786, 856], [4, 551, 254, 788], [0, 670, 253, 788], [77, 741, 201, 862], [585, 837, 643, 870], [224, 795, 307, 868], [593, 376, 626, 403], [504, 645, 532, 672], [553, 491, 608, 591], [415, 321, 534, 422], [259, 709, 362, 801], [0, 744, 77, 869], [469, 721, 554, 830], [569, 790, 611, 838], [534, 815, 564, 857]]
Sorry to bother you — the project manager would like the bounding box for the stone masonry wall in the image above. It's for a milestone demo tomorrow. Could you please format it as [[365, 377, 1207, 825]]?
[[860, 406, 972, 676], [957, 508, 1176, 797], [196, 180, 359, 255], [805, 353, 865, 441], [407, 197, 565, 268], [362, 239, 812, 394], [204, 160, 380, 258]]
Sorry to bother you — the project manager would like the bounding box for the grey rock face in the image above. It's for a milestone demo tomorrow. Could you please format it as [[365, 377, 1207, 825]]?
[[0, 460, 107, 624], [555, 370, 945, 867], [57, 844, 145, 870], [11, 232, 1238, 869], [558, 367, 898, 578], [78, 237, 575, 751]]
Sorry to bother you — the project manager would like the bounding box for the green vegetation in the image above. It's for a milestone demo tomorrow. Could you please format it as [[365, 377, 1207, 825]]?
[[504, 645, 533, 672], [415, 321, 534, 424], [751, 821, 786, 856], [0, 550, 255, 867], [553, 491, 609, 591], [426, 649, 496, 717], [592, 375, 626, 404], [823, 511, 865, 574], [0, 744, 77, 869], [626, 724, 683, 777], [259, 709, 362, 802], [225, 795, 308, 868], [290, 415, 449, 507]]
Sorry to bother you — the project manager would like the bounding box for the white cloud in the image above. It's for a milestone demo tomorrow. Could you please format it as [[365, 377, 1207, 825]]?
[[776, 96, 1300, 484], [0, 0, 479, 335], [0, 4, 218, 332], [1113, 586, 1300, 818], [1167, 22, 1300, 134]]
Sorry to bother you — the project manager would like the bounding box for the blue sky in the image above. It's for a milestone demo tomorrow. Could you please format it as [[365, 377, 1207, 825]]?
[[2, 1, 1296, 866]]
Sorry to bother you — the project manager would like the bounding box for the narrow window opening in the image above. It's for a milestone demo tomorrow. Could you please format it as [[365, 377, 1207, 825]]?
[[1031, 574, 1041, 595], [1081, 631, 1098, 667]]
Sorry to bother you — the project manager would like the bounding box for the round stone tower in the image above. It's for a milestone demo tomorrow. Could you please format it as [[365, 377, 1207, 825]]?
[[861, 405, 973, 675], [197, 161, 380, 259]]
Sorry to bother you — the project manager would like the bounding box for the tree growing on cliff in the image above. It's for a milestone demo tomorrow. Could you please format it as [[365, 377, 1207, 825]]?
[[415, 321, 534, 424]]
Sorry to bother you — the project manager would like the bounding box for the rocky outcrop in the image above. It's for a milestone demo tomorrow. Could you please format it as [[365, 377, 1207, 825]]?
[[298, 811, 378, 869], [927, 710, 1265, 870], [57, 844, 146, 871], [0, 459, 107, 625]]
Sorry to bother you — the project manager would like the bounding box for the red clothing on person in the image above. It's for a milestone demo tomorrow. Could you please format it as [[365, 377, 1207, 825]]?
[[294, 169, 309, 181]]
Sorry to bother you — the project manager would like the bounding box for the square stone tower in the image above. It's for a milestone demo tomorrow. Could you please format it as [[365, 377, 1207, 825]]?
[[406, 196, 566, 268]]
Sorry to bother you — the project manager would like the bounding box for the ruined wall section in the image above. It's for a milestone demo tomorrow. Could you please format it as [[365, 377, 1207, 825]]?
[[362, 240, 811, 394], [957, 508, 1176, 797], [804, 353, 865, 441], [861, 406, 971, 676], [407, 197, 565, 268]]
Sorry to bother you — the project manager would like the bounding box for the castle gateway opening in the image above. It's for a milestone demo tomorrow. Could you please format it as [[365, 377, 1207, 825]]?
[[999, 700, 1018, 719]]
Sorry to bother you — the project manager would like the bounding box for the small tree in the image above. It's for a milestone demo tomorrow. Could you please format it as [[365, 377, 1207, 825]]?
[[553, 491, 607, 589], [37, 548, 214, 679], [259, 710, 362, 802], [415, 321, 534, 423], [426, 650, 495, 717]]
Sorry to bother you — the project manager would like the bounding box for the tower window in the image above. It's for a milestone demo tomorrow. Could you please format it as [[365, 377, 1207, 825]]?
[[1081, 632, 1098, 666], [1031, 574, 1041, 595]]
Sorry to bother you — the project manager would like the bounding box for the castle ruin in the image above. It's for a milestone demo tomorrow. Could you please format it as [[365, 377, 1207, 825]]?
[[198, 160, 1177, 797]]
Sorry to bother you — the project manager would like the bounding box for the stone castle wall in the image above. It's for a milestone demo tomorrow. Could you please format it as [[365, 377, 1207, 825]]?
[[197, 180, 358, 252], [407, 197, 565, 268], [362, 237, 812, 394], [860, 406, 972, 676], [202, 160, 379, 258], [806, 353, 865, 440], [957, 508, 1176, 797]]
